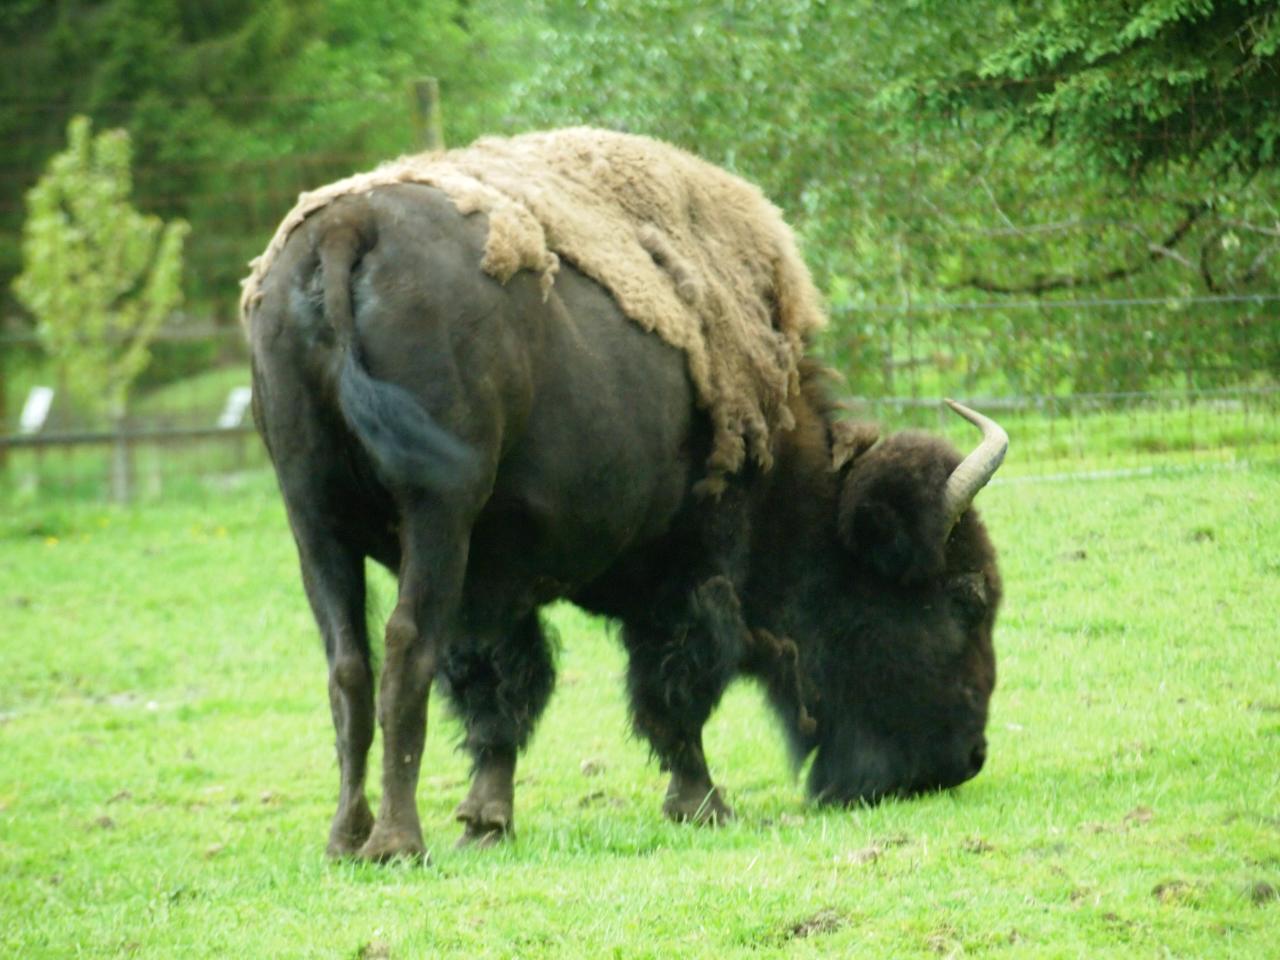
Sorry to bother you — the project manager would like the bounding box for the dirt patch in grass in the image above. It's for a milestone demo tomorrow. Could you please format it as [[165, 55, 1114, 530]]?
[[962, 836, 996, 854], [577, 790, 625, 809], [1152, 879, 1199, 906], [783, 908, 844, 940], [1249, 881, 1277, 906]]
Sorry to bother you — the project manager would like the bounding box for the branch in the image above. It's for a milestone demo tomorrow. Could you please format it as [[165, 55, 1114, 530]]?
[[977, 176, 1017, 232], [1217, 217, 1280, 240], [1199, 229, 1223, 293], [945, 203, 1207, 294], [1146, 243, 1196, 272], [1240, 242, 1279, 285]]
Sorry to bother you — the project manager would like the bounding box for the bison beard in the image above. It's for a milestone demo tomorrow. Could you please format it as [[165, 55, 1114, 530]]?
[[247, 170, 1005, 863]]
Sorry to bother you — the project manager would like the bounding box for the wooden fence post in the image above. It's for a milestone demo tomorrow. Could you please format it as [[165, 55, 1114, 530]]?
[[0, 348, 7, 473], [412, 77, 445, 151], [109, 401, 134, 503]]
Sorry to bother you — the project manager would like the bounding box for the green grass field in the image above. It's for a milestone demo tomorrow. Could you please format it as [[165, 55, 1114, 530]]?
[[2, 463, 1278, 958]]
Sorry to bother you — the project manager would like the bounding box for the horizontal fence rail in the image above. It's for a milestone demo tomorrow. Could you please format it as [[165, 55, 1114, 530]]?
[[0, 423, 257, 450], [2, 325, 263, 501]]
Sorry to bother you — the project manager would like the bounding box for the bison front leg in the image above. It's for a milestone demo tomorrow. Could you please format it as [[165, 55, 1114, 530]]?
[[453, 750, 516, 847], [631, 690, 734, 825], [441, 613, 556, 846], [623, 577, 746, 825], [358, 504, 472, 863]]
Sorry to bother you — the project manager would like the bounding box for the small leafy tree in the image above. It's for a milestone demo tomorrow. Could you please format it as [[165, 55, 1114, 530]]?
[[13, 114, 188, 499], [14, 114, 188, 419]]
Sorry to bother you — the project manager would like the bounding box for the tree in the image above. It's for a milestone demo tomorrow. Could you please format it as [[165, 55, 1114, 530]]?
[[899, 0, 1280, 179], [13, 115, 188, 499]]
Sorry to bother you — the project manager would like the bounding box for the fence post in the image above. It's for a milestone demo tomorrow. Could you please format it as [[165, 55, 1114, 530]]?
[[412, 77, 445, 151], [0, 350, 6, 473], [109, 402, 134, 503]]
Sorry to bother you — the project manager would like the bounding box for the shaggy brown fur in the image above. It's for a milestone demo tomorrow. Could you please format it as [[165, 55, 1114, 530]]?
[[240, 128, 826, 490]]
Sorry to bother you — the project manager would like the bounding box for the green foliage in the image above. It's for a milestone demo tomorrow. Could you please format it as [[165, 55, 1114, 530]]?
[[516, 0, 1280, 397], [13, 116, 189, 416], [0, 0, 536, 317], [1, 1, 1276, 400], [899, 0, 1280, 178], [513, 1, 967, 388], [882, 0, 1280, 394]]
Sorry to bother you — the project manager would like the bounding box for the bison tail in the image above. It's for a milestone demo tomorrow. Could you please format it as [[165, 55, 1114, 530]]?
[[336, 351, 476, 493], [318, 218, 477, 494]]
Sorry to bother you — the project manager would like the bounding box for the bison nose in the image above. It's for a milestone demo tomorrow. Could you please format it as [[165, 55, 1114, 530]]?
[[966, 738, 987, 778]]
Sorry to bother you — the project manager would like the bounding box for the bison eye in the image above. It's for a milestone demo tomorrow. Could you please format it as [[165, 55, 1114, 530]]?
[[947, 572, 988, 625]]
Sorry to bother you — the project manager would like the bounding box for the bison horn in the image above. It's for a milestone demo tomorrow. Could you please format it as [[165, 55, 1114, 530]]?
[[942, 399, 1008, 531]]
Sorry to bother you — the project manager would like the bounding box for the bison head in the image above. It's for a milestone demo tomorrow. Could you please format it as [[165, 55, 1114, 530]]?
[[802, 401, 1006, 806]]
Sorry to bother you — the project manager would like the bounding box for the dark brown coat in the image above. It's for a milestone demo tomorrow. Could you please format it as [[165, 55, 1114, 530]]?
[[248, 183, 1001, 861]]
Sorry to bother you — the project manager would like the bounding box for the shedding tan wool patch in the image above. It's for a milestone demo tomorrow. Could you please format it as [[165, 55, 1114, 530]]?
[[241, 128, 826, 490]]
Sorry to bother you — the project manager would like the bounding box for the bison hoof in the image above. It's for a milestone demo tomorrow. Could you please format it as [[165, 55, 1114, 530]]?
[[325, 799, 375, 859], [454, 798, 513, 849], [355, 822, 429, 864], [663, 784, 734, 825]]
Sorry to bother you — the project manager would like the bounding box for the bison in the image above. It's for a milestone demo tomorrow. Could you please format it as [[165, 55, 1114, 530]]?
[[247, 181, 1006, 862]]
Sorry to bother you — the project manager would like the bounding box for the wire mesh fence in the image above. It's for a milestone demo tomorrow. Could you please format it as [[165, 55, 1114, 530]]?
[[831, 291, 1279, 479]]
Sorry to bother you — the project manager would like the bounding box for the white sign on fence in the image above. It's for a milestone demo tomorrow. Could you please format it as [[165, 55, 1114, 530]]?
[[19, 386, 54, 434], [217, 386, 253, 429]]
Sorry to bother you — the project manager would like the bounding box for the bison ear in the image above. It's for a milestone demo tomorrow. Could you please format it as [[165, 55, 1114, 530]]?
[[830, 420, 879, 471], [839, 497, 942, 584], [836, 436, 951, 584]]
